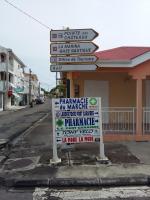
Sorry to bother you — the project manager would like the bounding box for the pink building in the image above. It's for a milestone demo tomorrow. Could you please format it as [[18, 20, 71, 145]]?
[[65, 46, 150, 141]]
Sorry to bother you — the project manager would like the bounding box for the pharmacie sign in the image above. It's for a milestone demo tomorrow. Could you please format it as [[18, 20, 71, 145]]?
[[52, 97, 102, 144]]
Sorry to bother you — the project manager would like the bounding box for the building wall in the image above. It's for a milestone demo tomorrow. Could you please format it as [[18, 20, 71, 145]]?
[[13, 59, 24, 88], [72, 72, 137, 107]]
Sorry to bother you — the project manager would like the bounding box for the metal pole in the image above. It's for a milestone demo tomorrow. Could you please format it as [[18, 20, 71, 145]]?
[[4, 51, 9, 110], [50, 98, 61, 164], [29, 68, 32, 105], [38, 82, 40, 97], [99, 98, 105, 158], [97, 98, 108, 162]]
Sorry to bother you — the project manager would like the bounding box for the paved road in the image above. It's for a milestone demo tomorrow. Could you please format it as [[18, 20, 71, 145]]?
[[1, 98, 150, 199], [0, 99, 51, 144], [1, 186, 150, 199]]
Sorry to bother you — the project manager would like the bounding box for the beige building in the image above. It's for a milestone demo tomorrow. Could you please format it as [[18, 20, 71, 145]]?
[[62, 46, 150, 142], [23, 73, 39, 104]]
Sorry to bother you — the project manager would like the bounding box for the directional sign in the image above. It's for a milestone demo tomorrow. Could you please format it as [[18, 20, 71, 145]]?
[[52, 97, 101, 144], [56, 129, 100, 137], [50, 29, 99, 42], [55, 110, 99, 118], [50, 55, 98, 64], [55, 117, 99, 130], [54, 97, 99, 111], [50, 64, 97, 72], [56, 137, 62, 144], [50, 42, 98, 55], [62, 136, 94, 143]]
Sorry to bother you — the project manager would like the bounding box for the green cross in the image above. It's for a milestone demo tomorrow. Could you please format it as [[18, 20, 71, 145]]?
[[56, 119, 64, 127], [89, 98, 97, 105]]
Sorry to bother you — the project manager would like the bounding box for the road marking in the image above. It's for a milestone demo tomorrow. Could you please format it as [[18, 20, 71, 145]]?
[[11, 113, 49, 146]]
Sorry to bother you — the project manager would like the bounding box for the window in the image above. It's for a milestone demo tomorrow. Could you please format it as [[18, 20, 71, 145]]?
[[0, 72, 6, 80], [0, 54, 6, 62], [74, 84, 80, 97]]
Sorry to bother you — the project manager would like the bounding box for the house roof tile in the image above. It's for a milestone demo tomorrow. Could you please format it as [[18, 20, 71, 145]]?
[[95, 46, 150, 61]]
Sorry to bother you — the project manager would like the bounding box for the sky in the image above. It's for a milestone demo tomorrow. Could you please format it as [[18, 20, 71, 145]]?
[[0, 0, 150, 90]]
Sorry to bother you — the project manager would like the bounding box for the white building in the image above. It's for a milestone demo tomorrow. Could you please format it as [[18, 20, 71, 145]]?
[[23, 73, 40, 104], [0, 45, 26, 111]]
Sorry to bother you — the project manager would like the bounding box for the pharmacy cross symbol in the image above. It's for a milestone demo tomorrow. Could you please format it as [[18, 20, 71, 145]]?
[[89, 98, 97, 105]]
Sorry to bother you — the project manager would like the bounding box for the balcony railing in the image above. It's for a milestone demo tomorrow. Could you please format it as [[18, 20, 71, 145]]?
[[0, 81, 5, 91], [143, 107, 150, 134], [102, 107, 136, 134], [0, 62, 13, 72]]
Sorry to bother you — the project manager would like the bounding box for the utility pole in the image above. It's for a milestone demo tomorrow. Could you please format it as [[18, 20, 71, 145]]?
[[38, 82, 40, 97], [29, 68, 32, 105], [4, 51, 9, 110]]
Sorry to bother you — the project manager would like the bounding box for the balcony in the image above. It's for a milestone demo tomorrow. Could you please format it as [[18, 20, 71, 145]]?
[[0, 81, 5, 91], [0, 62, 13, 72], [0, 63, 6, 71]]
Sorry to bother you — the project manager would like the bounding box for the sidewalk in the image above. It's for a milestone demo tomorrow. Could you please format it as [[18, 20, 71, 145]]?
[[0, 105, 28, 116], [1, 141, 150, 188]]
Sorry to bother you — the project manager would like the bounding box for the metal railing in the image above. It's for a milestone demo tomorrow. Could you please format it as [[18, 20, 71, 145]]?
[[102, 107, 135, 134], [0, 81, 4, 91], [0, 63, 13, 72], [143, 107, 150, 134]]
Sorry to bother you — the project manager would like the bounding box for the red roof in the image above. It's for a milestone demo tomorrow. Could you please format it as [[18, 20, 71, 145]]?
[[95, 47, 150, 61]]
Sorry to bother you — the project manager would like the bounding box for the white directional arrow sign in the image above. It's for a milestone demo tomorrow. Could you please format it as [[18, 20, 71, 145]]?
[[50, 55, 98, 64], [50, 64, 97, 72], [50, 42, 98, 55], [50, 29, 99, 42]]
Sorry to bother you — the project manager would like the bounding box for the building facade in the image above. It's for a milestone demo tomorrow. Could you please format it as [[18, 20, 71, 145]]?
[[0, 45, 40, 111], [0, 45, 26, 110], [23, 73, 39, 104], [63, 46, 150, 142]]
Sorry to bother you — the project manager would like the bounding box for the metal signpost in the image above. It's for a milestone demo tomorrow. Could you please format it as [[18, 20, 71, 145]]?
[[50, 29, 98, 42], [51, 97, 107, 164], [50, 64, 97, 72], [50, 28, 99, 72], [50, 42, 98, 55], [50, 55, 98, 64], [49, 28, 107, 164], [50, 99, 61, 164]]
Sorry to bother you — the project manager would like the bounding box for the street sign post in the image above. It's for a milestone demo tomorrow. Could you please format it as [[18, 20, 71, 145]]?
[[51, 97, 107, 163], [50, 55, 98, 64], [50, 28, 99, 72], [50, 42, 98, 55], [50, 99, 61, 164], [50, 64, 97, 72], [50, 29, 99, 42]]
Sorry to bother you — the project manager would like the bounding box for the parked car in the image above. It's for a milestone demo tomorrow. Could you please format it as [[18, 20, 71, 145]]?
[[35, 96, 44, 104]]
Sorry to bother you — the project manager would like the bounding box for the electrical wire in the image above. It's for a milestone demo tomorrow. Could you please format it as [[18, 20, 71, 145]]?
[[3, 0, 54, 89], [3, 0, 51, 30]]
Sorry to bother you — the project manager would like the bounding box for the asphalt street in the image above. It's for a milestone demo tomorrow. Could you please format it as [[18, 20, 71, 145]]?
[[1, 98, 150, 199], [0, 99, 51, 145]]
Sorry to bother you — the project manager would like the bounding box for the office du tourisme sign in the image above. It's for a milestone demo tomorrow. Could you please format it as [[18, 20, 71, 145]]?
[[52, 97, 102, 144]]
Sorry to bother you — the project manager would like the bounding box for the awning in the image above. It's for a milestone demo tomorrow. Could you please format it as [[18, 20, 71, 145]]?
[[12, 93, 20, 99], [9, 82, 16, 88]]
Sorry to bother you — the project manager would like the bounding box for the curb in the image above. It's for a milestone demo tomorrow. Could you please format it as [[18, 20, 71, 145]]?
[[3, 176, 150, 188]]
